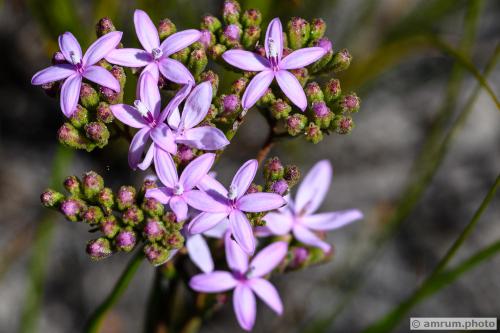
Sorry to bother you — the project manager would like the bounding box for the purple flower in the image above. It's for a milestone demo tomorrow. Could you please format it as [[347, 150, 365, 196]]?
[[110, 72, 186, 170], [222, 18, 326, 111], [189, 236, 287, 331], [145, 152, 215, 221], [31, 31, 122, 117], [187, 159, 286, 254], [262, 160, 363, 252], [105, 9, 200, 84], [165, 82, 230, 151]]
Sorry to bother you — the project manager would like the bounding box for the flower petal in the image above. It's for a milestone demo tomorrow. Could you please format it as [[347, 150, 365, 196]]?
[[153, 147, 178, 187], [134, 9, 159, 52], [231, 160, 258, 199], [141, 62, 160, 82], [262, 211, 293, 235], [170, 196, 188, 221], [58, 32, 82, 63], [128, 127, 151, 169], [83, 65, 120, 92], [275, 70, 307, 111], [292, 224, 331, 252], [161, 29, 201, 56], [183, 190, 229, 213], [83, 31, 122, 66], [302, 209, 363, 231], [180, 153, 215, 190], [198, 174, 228, 197], [186, 234, 214, 273], [150, 124, 177, 155], [225, 232, 249, 273], [233, 284, 256, 331], [229, 210, 255, 255], [145, 187, 172, 204], [139, 71, 161, 117], [203, 219, 229, 238], [295, 160, 332, 215], [137, 143, 155, 170], [160, 83, 192, 124], [265, 18, 283, 60], [280, 47, 326, 70], [158, 58, 194, 84], [177, 127, 229, 150], [189, 271, 237, 293], [105, 48, 151, 67], [110, 104, 146, 128], [237, 193, 285, 213], [188, 212, 229, 234], [248, 278, 283, 315], [180, 81, 212, 129], [249, 241, 288, 278], [31, 64, 74, 85], [241, 70, 274, 110], [60, 74, 82, 117], [222, 50, 270, 71]]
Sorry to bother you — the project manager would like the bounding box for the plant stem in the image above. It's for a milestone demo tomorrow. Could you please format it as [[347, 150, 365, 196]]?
[[84, 250, 144, 333]]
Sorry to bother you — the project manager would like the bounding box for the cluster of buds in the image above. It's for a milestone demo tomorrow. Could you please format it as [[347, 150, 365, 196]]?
[[263, 157, 301, 196], [40, 172, 184, 265]]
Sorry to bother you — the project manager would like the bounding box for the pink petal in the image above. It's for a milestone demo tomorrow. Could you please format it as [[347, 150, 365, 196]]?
[[188, 212, 229, 234], [169, 196, 188, 221], [222, 50, 270, 71], [225, 232, 249, 273], [153, 148, 178, 187], [231, 160, 258, 200], [183, 190, 229, 213], [105, 48, 151, 67], [280, 47, 326, 70], [302, 209, 363, 231], [265, 18, 283, 60], [60, 74, 82, 117], [145, 187, 172, 204], [186, 234, 214, 273], [180, 81, 212, 129], [139, 71, 161, 117], [177, 127, 229, 150], [141, 62, 160, 82], [198, 175, 228, 197], [237, 193, 285, 213], [295, 160, 332, 215], [83, 31, 122, 66], [158, 58, 194, 84], [160, 29, 201, 56], [150, 124, 177, 155], [128, 127, 151, 170], [233, 284, 256, 331], [229, 210, 255, 255], [167, 108, 181, 129], [180, 153, 215, 190], [137, 143, 155, 170], [189, 271, 237, 292], [262, 211, 293, 235], [292, 224, 331, 252], [159, 83, 192, 124], [110, 104, 146, 128], [31, 64, 74, 85], [249, 241, 288, 278], [134, 9, 159, 52], [275, 70, 307, 111], [248, 278, 283, 315], [83, 65, 120, 92], [58, 32, 82, 64], [241, 70, 274, 110]]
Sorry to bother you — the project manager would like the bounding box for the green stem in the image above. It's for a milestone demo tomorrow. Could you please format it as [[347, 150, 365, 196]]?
[[84, 250, 144, 333]]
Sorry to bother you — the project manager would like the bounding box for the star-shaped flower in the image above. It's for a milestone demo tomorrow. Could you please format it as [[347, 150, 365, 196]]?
[[222, 18, 326, 111], [262, 160, 363, 252], [190, 236, 287, 331], [106, 9, 200, 84], [31, 31, 122, 117]]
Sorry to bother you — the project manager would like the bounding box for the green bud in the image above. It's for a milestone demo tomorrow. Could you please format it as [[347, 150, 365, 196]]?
[[63, 176, 82, 197], [242, 26, 261, 49], [290, 67, 309, 87], [110, 65, 126, 89], [85, 122, 110, 148], [164, 230, 185, 249], [122, 205, 144, 226], [86, 237, 112, 260], [58, 123, 95, 151], [40, 188, 64, 208], [222, 0, 241, 24], [69, 105, 89, 129], [231, 77, 248, 96], [158, 18, 177, 40], [207, 44, 227, 61], [305, 82, 324, 104], [270, 99, 291, 120], [219, 24, 242, 48], [143, 220, 167, 242], [335, 92, 360, 114], [310, 101, 334, 129], [115, 229, 137, 252], [117, 186, 136, 211], [201, 15, 222, 33], [188, 48, 208, 78], [285, 113, 307, 136], [79, 83, 99, 110], [284, 165, 301, 188], [142, 197, 164, 217], [310, 18, 326, 42], [97, 187, 114, 214], [205, 104, 218, 121], [60, 198, 86, 222], [81, 206, 104, 225], [241, 9, 262, 27], [96, 17, 116, 37], [96, 102, 114, 123], [264, 157, 284, 181], [287, 17, 311, 49], [199, 70, 219, 97], [100, 215, 120, 238], [309, 38, 333, 73], [304, 122, 323, 144], [328, 49, 352, 73], [199, 30, 215, 49], [256, 88, 276, 107], [144, 243, 171, 266], [171, 47, 190, 64], [82, 171, 104, 200], [332, 114, 355, 134], [324, 79, 341, 104]]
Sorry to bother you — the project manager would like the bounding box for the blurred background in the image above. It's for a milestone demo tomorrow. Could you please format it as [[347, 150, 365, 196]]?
[[1, 0, 499, 332]]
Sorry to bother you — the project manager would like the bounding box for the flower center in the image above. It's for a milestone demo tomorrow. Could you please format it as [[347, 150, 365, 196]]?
[[70, 51, 83, 73], [173, 183, 184, 196], [227, 185, 238, 200], [267, 38, 280, 71], [134, 100, 157, 127], [151, 48, 163, 60]]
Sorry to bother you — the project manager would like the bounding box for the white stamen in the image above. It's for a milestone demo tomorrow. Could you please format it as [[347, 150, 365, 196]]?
[[268, 38, 278, 58], [151, 48, 163, 60], [134, 100, 150, 117], [228, 185, 238, 200], [69, 51, 81, 65], [173, 183, 184, 196]]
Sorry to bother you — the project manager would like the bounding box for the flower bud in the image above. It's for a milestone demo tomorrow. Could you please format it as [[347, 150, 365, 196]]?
[[205, 104, 218, 121], [85, 122, 110, 148], [270, 179, 288, 195], [110, 65, 126, 89], [80, 83, 100, 109], [52, 51, 66, 65], [289, 247, 309, 269], [176, 145, 196, 165], [81, 206, 104, 225], [99, 86, 121, 104], [254, 45, 266, 57], [201, 15, 222, 32], [220, 24, 242, 47], [115, 229, 137, 252], [100, 215, 120, 238], [231, 77, 248, 95], [140, 177, 158, 197], [41, 81, 60, 98], [310, 18, 326, 42], [86, 237, 112, 260], [158, 18, 177, 40], [305, 82, 324, 104], [220, 94, 241, 116], [96, 102, 114, 123], [143, 220, 167, 242], [58, 123, 95, 151], [332, 114, 355, 134], [285, 114, 307, 136], [336, 93, 360, 114], [256, 88, 276, 107], [69, 105, 89, 129], [264, 157, 284, 181], [284, 165, 301, 187], [199, 70, 219, 97], [164, 230, 184, 249], [270, 99, 291, 120], [246, 183, 262, 195], [162, 211, 178, 226], [222, 0, 241, 24], [141, 197, 164, 217], [40, 189, 64, 208], [171, 47, 190, 64], [82, 171, 104, 200], [117, 186, 136, 210], [97, 187, 114, 213], [311, 101, 333, 129], [242, 26, 261, 49], [199, 29, 215, 49], [60, 198, 86, 222], [241, 9, 262, 27], [96, 58, 112, 70], [287, 17, 311, 49], [95, 17, 116, 37], [310, 38, 333, 73], [329, 49, 352, 73], [324, 79, 341, 104], [122, 205, 144, 226], [144, 243, 171, 266], [290, 67, 309, 86], [207, 44, 227, 61], [305, 123, 323, 144], [64, 176, 82, 197], [188, 48, 208, 77]]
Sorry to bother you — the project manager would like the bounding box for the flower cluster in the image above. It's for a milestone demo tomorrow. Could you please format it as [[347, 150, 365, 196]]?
[[34, 1, 363, 331]]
